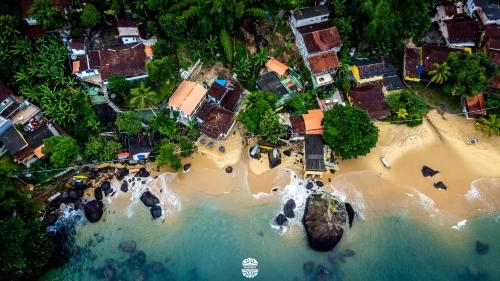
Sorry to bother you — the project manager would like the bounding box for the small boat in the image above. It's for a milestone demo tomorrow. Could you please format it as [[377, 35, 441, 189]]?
[[465, 138, 478, 145], [380, 155, 391, 169]]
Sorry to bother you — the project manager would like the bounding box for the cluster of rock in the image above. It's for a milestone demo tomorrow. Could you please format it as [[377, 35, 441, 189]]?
[[140, 191, 162, 219], [92, 239, 167, 281]]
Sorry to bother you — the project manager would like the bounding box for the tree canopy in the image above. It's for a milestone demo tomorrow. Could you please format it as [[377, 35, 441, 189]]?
[[259, 109, 286, 145], [386, 90, 429, 126], [81, 4, 102, 28], [42, 136, 80, 168], [84, 136, 122, 161], [238, 91, 278, 134], [28, 0, 61, 29], [115, 111, 143, 135], [441, 52, 498, 97], [322, 105, 379, 159]]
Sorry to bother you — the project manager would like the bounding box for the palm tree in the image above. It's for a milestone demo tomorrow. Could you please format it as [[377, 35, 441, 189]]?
[[130, 82, 157, 109], [428, 62, 451, 85], [206, 35, 218, 56], [475, 114, 500, 136], [233, 56, 252, 80]]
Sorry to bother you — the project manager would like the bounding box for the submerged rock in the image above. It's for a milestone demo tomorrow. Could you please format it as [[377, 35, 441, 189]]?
[[136, 168, 150, 178], [475, 241, 489, 254], [128, 250, 146, 266], [121, 181, 128, 192], [150, 261, 165, 273], [140, 191, 160, 207], [315, 265, 331, 281], [150, 205, 162, 219], [283, 199, 296, 218], [345, 202, 355, 228], [421, 165, 439, 177], [84, 200, 104, 223], [303, 261, 315, 274], [433, 181, 447, 190], [302, 193, 349, 251], [119, 240, 136, 253], [275, 214, 288, 226]]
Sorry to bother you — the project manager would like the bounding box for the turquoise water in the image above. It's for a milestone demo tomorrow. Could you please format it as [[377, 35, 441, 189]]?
[[42, 193, 500, 281]]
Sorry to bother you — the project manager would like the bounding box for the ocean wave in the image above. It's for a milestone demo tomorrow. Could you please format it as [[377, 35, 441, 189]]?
[[413, 189, 439, 213], [465, 178, 500, 209], [451, 219, 467, 231]]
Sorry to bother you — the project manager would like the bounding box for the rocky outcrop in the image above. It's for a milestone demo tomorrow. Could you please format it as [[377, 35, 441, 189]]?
[[476, 240, 489, 254], [136, 168, 150, 178], [183, 164, 191, 172], [275, 214, 288, 225], [421, 165, 439, 177], [283, 199, 296, 218], [150, 205, 162, 219], [345, 202, 355, 228], [302, 193, 349, 251], [434, 181, 447, 190], [225, 166, 233, 173], [84, 200, 104, 223], [140, 191, 160, 207], [116, 168, 129, 181], [120, 181, 128, 192]]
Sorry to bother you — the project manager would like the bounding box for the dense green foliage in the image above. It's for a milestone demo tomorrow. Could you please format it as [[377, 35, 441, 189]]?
[[486, 95, 500, 116], [156, 141, 181, 171], [129, 82, 157, 109], [0, 157, 54, 280], [115, 111, 143, 135], [220, 29, 233, 63], [238, 91, 278, 134], [84, 136, 122, 161], [386, 90, 429, 126], [28, 0, 61, 28], [441, 52, 498, 97], [146, 56, 178, 86], [81, 4, 102, 27], [259, 109, 286, 145], [475, 114, 500, 136], [322, 105, 379, 159], [285, 90, 318, 115], [42, 136, 80, 168]]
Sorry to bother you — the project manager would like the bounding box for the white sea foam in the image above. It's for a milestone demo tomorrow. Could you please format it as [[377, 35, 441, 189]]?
[[252, 192, 273, 199], [331, 187, 366, 220], [413, 189, 438, 213], [451, 219, 467, 230]]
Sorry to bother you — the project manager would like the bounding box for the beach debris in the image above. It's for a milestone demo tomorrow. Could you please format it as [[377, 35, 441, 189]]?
[[433, 181, 447, 190], [140, 191, 160, 207], [225, 166, 233, 173], [208, 142, 214, 148], [121, 181, 128, 192], [249, 145, 261, 159], [303, 193, 349, 251], [284, 199, 296, 218], [421, 165, 439, 177], [183, 163, 191, 172], [475, 241, 489, 255], [84, 200, 104, 223], [379, 155, 391, 168], [466, 138, 478, 145], [219, 146, 225, 153], [136, 168, 150, 178], [303, 261, 315, 274], [150, 205, 162, 219], [150, 261, 165, 273], [200, 138, 206, 145], [275, 213, 288, 225], [345, 203, 355, 228], [316, 180, 324, 187], [283, 150, 291, 157], [119, 240, 137, 253]]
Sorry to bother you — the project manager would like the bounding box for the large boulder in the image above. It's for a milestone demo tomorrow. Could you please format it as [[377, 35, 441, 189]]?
[[275, 214, 288, 226], [140, 191, 160, 207], [101, 181, 111, 191], [345, 202, 355, 228], [283, 199, 296, 218], [119, 240, 136, 253], [116, 168, 129, 181], [136, 168, 150, 178], [475, 240, 489, 254], [128, 250, 146, 266], [84, 200, 104, 223], [150, 205, 162, 219], [421, 165, 439, 177], [120, 181, 129, 192], [302, 193, 349, 251]]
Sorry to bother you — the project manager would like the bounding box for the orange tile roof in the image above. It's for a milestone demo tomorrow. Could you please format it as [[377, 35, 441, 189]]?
[[145, 45, 153, 58], [168, 80, 207, 116], [307, 51, 340, 74], [303, 109, 324, 135], [265, 58, 288, 76], [33, 144, 45, 158]]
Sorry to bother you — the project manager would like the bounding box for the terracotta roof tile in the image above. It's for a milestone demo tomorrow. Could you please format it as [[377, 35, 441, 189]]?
[[303, 109, 323, 135], [445, 16, 478, 43], [195, 102, 235, 139], [307, 51, 340, 74], [168, 81, 207, 116], [348, 84, 390, 119], [265, 58, 288, 76], [465, 93, 487, 118], [302, 27, 342, 53], [99, 43, 147, 80]]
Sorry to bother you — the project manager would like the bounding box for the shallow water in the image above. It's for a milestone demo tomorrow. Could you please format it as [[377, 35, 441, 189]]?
[[42, 184, 500, 281]]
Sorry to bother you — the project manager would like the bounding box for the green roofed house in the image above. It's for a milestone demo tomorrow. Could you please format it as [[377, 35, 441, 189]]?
[[256, 58, 304, 108]]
